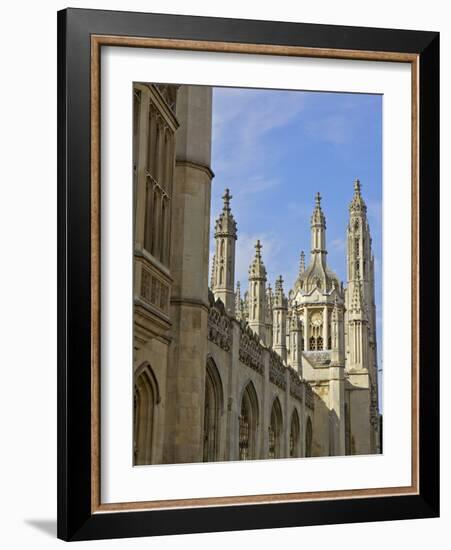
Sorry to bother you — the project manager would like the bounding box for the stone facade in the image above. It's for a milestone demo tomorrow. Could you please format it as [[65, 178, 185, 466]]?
[[133, 83, 381, 465]]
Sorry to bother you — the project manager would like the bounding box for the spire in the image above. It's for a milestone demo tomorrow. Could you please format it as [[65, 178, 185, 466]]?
[[349, 178, 367, 216], [212, 188, 237, 316], [299, 250, 305, 274], [222, 187, 232, 213], [248, 240, 267, 280], [235, 281, 243, 320], [273, 275, 288, 362], [215, 188, 237, 238], [248, 240, 267, 342], [265, 284, 274, 347], [274, 275, 286, 308], [310, 192, 327, 255], [311, 192, 326, 227]]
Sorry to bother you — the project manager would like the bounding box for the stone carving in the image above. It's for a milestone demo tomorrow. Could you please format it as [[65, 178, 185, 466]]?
[[288, 367, 303, 401], [207, 295, 232, 352], [305, 384, 315, 410], [239, 322, 264, 375], [269, 350, 287, 390], [303, 350, 331, 365], [141, 266, 169, 314]]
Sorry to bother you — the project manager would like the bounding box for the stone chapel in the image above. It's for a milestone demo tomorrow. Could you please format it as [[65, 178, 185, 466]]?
[[133, 82, 381, 465]]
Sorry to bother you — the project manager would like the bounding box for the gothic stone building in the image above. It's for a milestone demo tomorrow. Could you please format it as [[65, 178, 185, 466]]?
[[133, 82, 381, 465]]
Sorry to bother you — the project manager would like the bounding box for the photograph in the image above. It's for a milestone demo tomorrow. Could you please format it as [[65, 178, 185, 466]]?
[[132, 82, 382, 465]]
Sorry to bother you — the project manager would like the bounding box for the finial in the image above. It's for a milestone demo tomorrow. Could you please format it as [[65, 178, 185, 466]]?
[[354, 178, 361, 194], [300, 250, 305, 273], [315, 191, 322, 206], [222, 188, 232, 212], [275, 275, 284, 293], [255, 239, 262, 257]]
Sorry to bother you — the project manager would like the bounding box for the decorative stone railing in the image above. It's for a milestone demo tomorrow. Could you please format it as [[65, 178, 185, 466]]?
[[269, 350, 287, 390], [207, 295, 232, 352], [238, 322, 264, 375], [288, 367, 303, 401], [140, 264, 170, 314]]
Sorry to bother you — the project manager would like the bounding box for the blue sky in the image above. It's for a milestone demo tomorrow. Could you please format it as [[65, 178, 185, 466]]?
[[210, 86, 383, 402]]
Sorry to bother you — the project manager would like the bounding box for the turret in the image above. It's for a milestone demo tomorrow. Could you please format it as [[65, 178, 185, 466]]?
[[311, 192, 327, 259], [235, 281, 245, 321], [211, 188, 237, 315], [248, 240, 267, 342], [290, 309, 303, 374], [272, 275, 288, 362], [265, 285, 274, 348]]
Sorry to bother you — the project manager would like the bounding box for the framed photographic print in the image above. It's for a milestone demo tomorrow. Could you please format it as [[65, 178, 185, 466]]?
[[57, 8, 439, 542]]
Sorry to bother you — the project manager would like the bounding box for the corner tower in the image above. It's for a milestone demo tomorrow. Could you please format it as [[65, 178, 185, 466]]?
[[345, 179, 380, 455]]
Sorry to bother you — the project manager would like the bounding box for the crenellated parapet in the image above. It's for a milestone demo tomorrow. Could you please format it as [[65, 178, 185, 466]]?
[[288, 367, 303, 401], [207, 290, 232, 352], [239, 321, 264, 375], [305, 383, 315, 410], [269, 349, 287, 390]]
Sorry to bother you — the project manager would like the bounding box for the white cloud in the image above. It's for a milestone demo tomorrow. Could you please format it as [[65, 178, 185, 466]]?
[[212, 88, 306, 178], [236, 176, 279, 196]]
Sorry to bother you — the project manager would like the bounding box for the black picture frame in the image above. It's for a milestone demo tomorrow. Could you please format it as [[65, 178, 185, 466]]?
[[57, 7, 439, 542]]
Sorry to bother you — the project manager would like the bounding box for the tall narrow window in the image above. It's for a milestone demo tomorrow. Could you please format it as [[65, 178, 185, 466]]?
[[141, 85, 177, 268], [309, 336, 316, 350], [203, 359, 223, 462], [290, 409, 300, 458], [239, 382, 259, 460], [134, 364, 159, 465], [268, 398, 283, 459]]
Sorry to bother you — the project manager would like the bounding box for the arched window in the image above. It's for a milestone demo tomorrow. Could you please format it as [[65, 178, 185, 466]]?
[[203, 359, 223, 462], [134, 363, 160, 465], [317, 336, 324, 351], [305, 417, 313, 457], [239, 382, 259, 460], [268, 398, 283, 459], [289, 409, 301, 458], [309, 336, 316, 350]]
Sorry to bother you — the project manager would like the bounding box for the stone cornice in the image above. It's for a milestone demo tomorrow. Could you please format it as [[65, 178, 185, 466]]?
[[175, 159, 215, 179]]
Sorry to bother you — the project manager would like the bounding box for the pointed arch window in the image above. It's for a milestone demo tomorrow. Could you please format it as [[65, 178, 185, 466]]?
[[289, 409, 301, 458], [268, 398, 283, 459], [239, 382, 259, 460], [203, 359, 223, 462], [133, 363, 160, 465]]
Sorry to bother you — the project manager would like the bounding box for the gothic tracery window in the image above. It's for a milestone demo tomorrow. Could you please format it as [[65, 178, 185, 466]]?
[[140, 86, 177, 267], [203, 359, 223, 462], [268, 398, 283, 459], [239, 382, 259, 460], [290, 409, 301, 458], [134, 363, 159, 465]]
